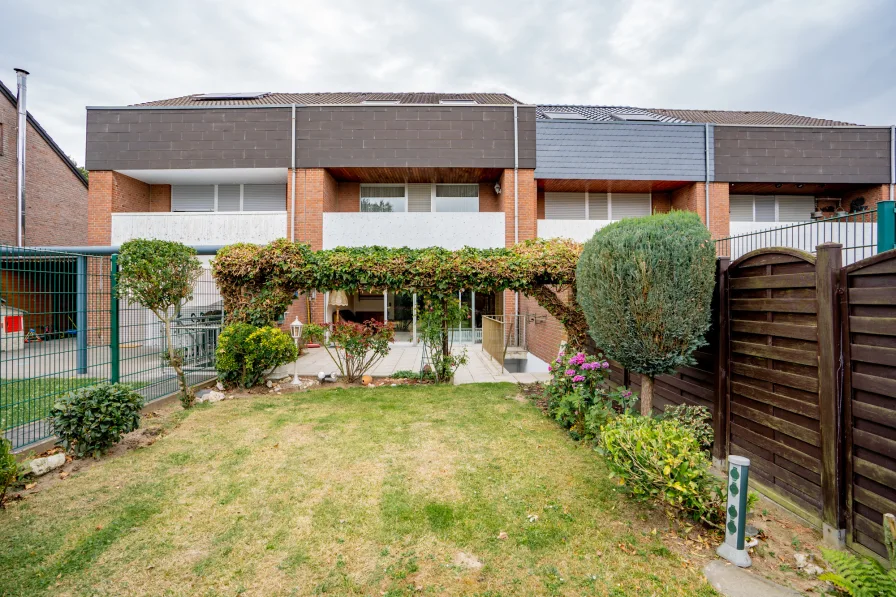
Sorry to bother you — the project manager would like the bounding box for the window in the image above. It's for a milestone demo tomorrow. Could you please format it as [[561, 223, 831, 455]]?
[[434, 184, 479, 212], [171, 184, 286, 212], [361, 100, 400, 105], [542, 111, 587, 120], [610, 112, 660, 122], [194, 92, 269, 100], [544, 192, 651, 220], [439, 99, 477, 105], [360, 185, 406, 212], [729, 195, 815, 223]]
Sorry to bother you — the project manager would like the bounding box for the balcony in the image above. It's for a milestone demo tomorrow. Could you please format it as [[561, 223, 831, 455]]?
[[322, 213, 506, 250], [111, 212, 288, 246], [537, 219, 614, 243]]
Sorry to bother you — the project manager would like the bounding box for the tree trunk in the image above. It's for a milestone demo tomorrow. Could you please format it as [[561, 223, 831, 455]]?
[[640, 375, 654, 416], [164, 317, 194, 408]]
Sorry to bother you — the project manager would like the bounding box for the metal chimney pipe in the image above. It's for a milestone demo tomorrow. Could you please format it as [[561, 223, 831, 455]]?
[[14, 68, 29, 247]]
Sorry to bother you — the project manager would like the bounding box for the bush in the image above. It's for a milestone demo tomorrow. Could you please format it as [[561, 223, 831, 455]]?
[[216, 323, 298, 388], [545, 349, 636, 439], [576, 211, 716, 415], [48, 383, 143, 458], [600, 414, 726, 526], [418, 297, 469, 383], [0, 438, 16, 506], [305, 320, 394, 383], [660, 404, 713, 452]]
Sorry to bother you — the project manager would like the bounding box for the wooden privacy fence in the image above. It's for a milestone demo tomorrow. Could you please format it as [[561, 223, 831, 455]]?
[[607, 244, 896, 560]]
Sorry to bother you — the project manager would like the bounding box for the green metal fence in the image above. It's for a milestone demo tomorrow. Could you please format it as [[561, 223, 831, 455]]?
[[1, 245, 222, 450]]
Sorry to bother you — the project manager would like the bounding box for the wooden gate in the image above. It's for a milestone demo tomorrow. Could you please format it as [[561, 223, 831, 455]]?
[[842, 250, 896, 558], [726, 248, 824, 521]]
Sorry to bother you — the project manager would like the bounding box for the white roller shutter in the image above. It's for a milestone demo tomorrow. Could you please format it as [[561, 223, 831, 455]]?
[[754, 196, 776, 222], [544, 192, 586, 220], [217, 185, 241, 211], [729, 195, 754, 222], [588, 193, 609, 220], [611, 193, 651, 219], [776, 195, 814, 222], [172, 185, 214, 212], [407, 184, 432, 212], [243, 184, 286, 211]]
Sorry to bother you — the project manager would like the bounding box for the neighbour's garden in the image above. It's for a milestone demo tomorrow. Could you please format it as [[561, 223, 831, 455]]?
[[2, 214, 894, 596]]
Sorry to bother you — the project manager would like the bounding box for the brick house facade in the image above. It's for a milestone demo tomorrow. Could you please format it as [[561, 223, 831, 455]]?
[[83, 91, 895, 364]]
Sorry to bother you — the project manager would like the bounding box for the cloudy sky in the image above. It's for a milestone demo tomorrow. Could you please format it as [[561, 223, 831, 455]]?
[[3, 0, 895, 165]]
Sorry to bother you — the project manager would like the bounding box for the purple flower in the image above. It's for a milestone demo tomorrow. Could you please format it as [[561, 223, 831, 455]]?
[[565, 369, 576, 376], [622, 390, 632, 398], [547, 366, 552, 372], [601, 362, 610, 369], [572, 375, 586, 383]]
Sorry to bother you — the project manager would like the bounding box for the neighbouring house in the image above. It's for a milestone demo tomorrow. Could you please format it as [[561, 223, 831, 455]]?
[[83, 91, 896, 364], [0, 76, 89, 247]]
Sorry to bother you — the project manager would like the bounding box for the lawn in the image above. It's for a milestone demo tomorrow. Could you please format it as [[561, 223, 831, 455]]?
[[0, 383, 716, 596], [0, 377, 100, 431]]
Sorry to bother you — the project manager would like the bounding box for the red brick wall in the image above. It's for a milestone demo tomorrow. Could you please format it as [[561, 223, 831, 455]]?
[[670, 182, 729, 239], [498, 169, 537, 319], [149, 184, 171, 212], [537, 188, 545, 219], [336, 182, 360, 212], [652, 192, 671, 214], [479, 181, 500, 212], [87, 171, 150, 246], [520, 292, 568, 364], [0, 95, 88, 246]]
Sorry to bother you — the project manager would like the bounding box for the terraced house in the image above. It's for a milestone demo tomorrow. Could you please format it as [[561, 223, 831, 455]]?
[[84, 91, 896, 364]]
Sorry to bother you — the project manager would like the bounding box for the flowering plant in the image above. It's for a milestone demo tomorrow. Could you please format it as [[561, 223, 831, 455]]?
[[305, 319, 394, 383], [545, 349, 636, 439]]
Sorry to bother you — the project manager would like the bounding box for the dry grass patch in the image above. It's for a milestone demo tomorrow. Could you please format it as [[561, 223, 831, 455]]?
[[0, 384, 717, 596]]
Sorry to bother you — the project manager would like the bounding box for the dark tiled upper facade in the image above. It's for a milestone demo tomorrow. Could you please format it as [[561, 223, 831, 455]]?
[[85, 93, 894, 186]]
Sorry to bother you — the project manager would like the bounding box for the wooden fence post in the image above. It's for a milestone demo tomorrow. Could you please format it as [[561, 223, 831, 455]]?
[[712, 257, 731, 468], [816, 242, 845, 548]]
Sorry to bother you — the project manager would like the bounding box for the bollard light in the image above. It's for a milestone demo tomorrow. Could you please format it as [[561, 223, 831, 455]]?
[[290, 317, 304, 385], [717, 455, 752, 567]]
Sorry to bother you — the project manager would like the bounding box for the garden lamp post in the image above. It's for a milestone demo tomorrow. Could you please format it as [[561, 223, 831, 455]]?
[[290, 317, 304, 385]]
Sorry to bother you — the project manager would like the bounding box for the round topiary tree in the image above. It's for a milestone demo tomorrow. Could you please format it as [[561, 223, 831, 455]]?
[[576, 211, 716, 416]]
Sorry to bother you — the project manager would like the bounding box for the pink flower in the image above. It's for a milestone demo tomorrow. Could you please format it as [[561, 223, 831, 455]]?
[[547, 366, 552, 372], [565, 369, 576, 376], [572, 375, 586, 383], [601, 362, 610, 369]]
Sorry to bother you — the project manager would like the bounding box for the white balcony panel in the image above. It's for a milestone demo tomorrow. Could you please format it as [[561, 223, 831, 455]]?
[[537, 219, 614, 243], [323, 213, 505, 250], [111, 212, 287, 246]]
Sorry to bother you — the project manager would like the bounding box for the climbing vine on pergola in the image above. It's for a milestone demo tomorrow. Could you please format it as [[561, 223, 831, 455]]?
[[212, 238, 591, 349]]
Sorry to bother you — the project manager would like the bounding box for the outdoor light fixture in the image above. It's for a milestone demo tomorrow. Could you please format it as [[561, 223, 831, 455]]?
[[775, 183, 783, 188], [797, 184, 804, 188], [289, 317, 304, 385], [494, 182, 502, 195]]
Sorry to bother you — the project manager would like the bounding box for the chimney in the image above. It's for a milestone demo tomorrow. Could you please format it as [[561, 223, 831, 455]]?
[[14, 68, 29, 247]]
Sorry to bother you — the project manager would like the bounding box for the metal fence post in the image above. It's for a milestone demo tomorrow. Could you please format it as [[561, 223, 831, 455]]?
[[878, 200, 895, 253], [75, 255, 88, 375], [816, 242, 846, 548], [110, 254, 119, 384]]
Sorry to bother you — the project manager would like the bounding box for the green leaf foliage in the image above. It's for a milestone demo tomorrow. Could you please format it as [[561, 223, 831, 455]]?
[[117, 239, 203, 315], [576, 211, 716, 379], [599, 414, 726, 526], [48, 383, 143, 458], [216, 323, 299, 388], [819, 547, 896, 596], [305, 320, 394, 383], [417, 297, 470, 383], [660, 404, 714, 452], [212, 239, 581, 327], [0, 438, 16, 506]]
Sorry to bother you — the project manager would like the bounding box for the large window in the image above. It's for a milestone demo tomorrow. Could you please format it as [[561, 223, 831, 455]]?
[[729, 195, 815, 223], [544, 192, 651, 220], [360, 184, 480, 213], [171, 184, 286, 212], [360, 185, 406, 212]]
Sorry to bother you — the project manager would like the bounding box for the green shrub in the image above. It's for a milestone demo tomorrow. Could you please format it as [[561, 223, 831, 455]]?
[[545, 350, 636, 440], [0, 438, 16, 506], [576, 211, 716, 415], [305, 320, 394, 383], [660, 404, 713, 452], [216, 323, 298, 388], [48, 383, 143, 458], [820, 513, 896, 595], [418, 297, 469, 383], [599, 414, 725, 526]]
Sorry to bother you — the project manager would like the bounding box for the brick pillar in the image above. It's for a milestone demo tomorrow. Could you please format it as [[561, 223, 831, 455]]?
[[499, 169, 537, 318], [670, 182, 729, 239]]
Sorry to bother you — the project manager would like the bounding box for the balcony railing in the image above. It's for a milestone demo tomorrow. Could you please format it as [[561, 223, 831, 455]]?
[[323, 212, 506, 250], [111, 212, 288, 246]]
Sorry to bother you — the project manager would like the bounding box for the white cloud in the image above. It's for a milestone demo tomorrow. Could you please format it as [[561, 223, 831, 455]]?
[[1, 0, 894, 165]]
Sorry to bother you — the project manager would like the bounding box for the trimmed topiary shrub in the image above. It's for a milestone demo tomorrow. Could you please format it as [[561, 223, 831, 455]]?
[[576, 211, 716, 415], [48, 382, 143, 458], [216, 323, 298, 388]]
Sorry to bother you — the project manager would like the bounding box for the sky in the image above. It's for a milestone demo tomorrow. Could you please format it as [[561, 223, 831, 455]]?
[[3, 0, 896, 165]]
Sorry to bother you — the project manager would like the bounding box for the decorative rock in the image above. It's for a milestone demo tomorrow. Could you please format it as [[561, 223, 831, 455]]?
[[361, 375, 373, 386], [30, 453, 66, 476], [215, 381, 225, 391], [265, 380, 273, 388], [793, 553, 810, 569], [497, 531, 508, 540], [196, 389, 226, 403], [803, 564, 824, 577]]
